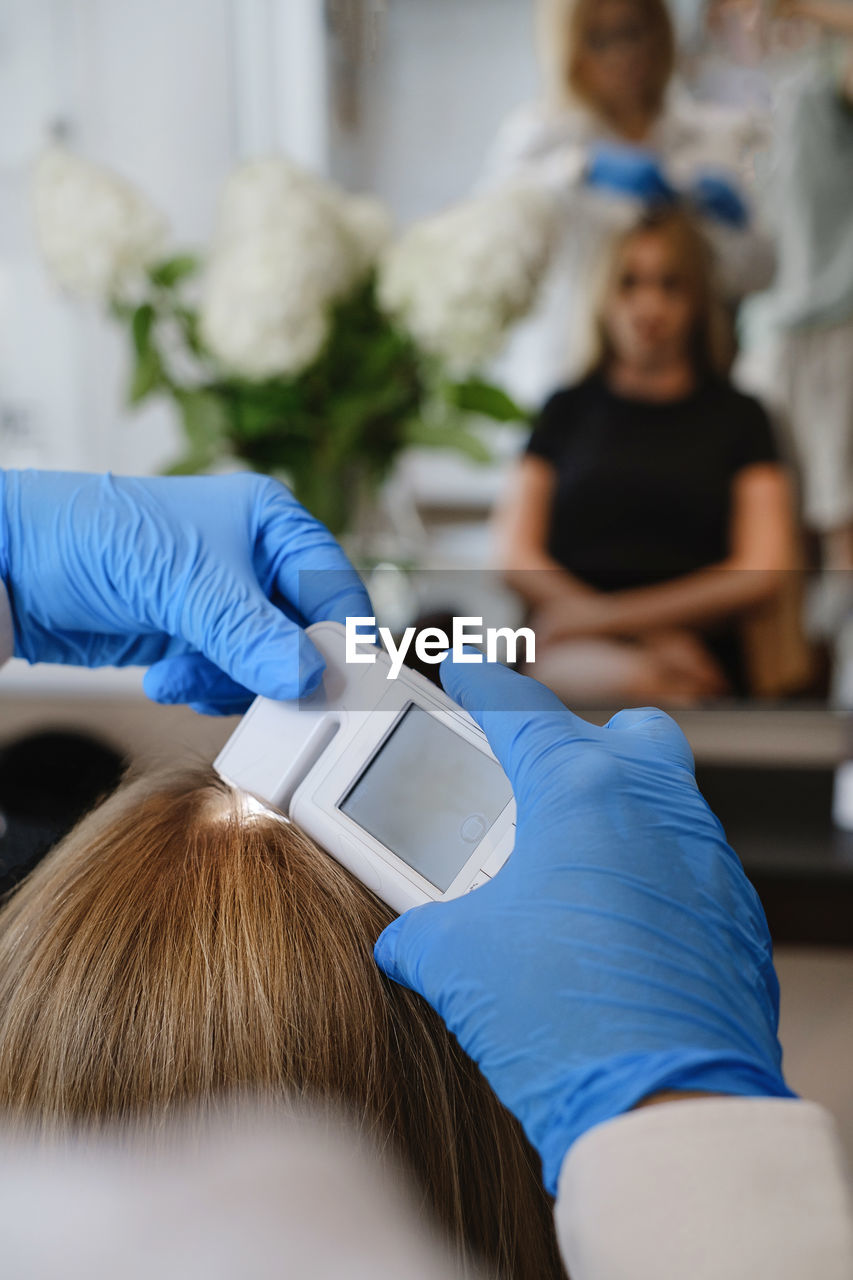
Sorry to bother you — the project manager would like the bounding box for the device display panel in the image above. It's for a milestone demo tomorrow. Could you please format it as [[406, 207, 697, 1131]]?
[[338, 703, 513, 891]]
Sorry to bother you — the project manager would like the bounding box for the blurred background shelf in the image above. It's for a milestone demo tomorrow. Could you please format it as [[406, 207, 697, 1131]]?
[[584, 702, 847, 768], [0, 662, 237, 765], [2, 661, 848, 764]]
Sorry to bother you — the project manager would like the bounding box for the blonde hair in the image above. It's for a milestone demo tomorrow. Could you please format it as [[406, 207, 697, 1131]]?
[[0, 767, 564, 1280], [536, 0, 675, 115], [588, 209, 735, 378]]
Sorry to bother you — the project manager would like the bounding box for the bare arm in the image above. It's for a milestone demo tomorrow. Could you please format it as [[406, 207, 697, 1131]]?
[[494, 456, 599, 607], [540, 464, 797, 640]]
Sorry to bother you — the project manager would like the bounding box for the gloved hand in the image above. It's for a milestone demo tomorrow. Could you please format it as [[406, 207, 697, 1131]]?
[[375, 658, 793, 1194], [689, 171, 749, 229], [0, 470, 371, 714], [586, 142, 677, 204]]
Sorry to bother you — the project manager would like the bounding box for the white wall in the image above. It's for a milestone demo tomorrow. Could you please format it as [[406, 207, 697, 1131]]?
[[1, 0, 241, 474], [332, 0, 540, 222], [69, 0, 241, 475], [0, 0, 79, 469]]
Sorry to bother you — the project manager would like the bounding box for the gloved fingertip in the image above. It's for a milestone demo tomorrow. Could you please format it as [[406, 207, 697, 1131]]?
[[373, 919, 407, 984], [323, 588, 375, 630], [439, 647, 509, 701], [144, 654, 255, 712], [249, 634, 325, 702], [298, 653, 325, 697], [142, 667, 180, 705], [605, 706, 666, 732], [606, 705, 695, 771]]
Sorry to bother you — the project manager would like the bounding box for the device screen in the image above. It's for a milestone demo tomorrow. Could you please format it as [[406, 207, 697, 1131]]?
[[339, 704, 513, 891]]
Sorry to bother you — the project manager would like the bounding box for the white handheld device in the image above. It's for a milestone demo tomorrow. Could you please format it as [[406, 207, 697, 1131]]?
[[214, 621, 516, 914]]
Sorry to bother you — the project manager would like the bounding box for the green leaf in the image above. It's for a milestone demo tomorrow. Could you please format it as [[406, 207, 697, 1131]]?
[[324, 385, 410, 460], [175, 389, 230, 452], [175, 306, 203, 357], [228, 397, 294, 442], [403, 418, 493, 463], [445, 378, 526, 423], [128, 345, 163, 404], [132, 303, 155, 357], [148, 254, 200, 289]]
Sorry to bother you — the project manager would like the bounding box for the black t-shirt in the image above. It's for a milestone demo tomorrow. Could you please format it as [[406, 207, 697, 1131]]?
[[526, 373, 779, 592]]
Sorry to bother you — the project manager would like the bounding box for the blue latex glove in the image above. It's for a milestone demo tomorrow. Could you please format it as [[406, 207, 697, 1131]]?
[[375, 659, 794, 1194], [0, 470, 371, 715], [689, 171, 749, 229], [586, 142, 677, 204]]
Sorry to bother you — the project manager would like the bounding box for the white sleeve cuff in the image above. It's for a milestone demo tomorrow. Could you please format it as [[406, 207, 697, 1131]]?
[[0, 580, 12, 666], [554, 1098, 853, 1280]]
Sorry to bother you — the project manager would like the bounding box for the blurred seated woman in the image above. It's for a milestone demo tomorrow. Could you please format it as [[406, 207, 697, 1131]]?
[[0, 768, 564, 1280], [496, 209, 796, 705]]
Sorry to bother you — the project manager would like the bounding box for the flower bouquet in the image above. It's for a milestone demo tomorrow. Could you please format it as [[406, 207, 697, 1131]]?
[[34, 149, 557, 536]]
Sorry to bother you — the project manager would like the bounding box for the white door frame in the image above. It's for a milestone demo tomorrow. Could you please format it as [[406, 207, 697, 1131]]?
[[229, 0, 330, 173]]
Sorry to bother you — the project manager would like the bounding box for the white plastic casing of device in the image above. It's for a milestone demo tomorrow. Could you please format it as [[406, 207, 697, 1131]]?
[[214, 621, 516, 914]]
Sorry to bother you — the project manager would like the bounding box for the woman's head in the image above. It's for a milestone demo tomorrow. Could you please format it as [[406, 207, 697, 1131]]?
[[0, 768, 563, 1279], [590, 210, 733, 377], [538, 0, 675, 120]]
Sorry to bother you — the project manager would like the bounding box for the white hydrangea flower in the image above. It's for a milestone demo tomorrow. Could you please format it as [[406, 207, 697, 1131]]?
[[200, 199, 361, 381], [213, 156, 334, 248], [33, 146, 168, 301], [214, 155, 390, 270], [201, 157, 385, 379], [377, 183, 559, 372], [200, 231, 338, 380], [339, 194, 394, 274]]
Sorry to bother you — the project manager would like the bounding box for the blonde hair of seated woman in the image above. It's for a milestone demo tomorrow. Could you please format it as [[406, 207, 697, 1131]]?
[[0, 767, 564, 1280]]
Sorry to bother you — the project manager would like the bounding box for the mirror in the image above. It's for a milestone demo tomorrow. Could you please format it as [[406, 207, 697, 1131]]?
[[1, 0, 851, 728]]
